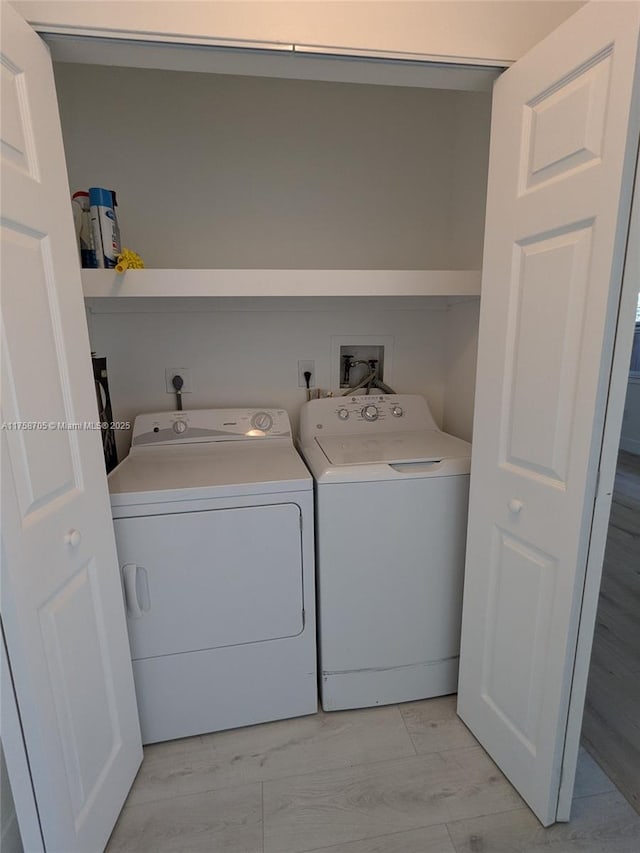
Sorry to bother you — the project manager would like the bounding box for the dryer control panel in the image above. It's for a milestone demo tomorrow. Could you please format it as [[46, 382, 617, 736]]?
[[131, 408, 292, 447], [299, 394, 438, 441]]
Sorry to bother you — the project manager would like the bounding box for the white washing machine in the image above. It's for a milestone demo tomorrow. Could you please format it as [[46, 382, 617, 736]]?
[[299, 394, 471, 711], [108, 408, 317, 743]]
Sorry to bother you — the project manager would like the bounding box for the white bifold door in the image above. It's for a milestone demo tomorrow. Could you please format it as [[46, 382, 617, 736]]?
[[2, 0, 640, 845], [0, 3, 142, 852], [458, 0, 640, 828]]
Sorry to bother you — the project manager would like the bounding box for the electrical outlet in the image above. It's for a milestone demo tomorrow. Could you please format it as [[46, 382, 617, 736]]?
[[165, 367, 192, 394], [298, 360, 315, 388]]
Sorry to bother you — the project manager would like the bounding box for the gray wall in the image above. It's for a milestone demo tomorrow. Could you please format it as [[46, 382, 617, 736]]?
[[54, 64, 491, 270]]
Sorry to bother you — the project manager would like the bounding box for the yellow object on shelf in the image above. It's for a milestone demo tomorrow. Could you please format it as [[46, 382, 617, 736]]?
[[115, 248, 145, 273]]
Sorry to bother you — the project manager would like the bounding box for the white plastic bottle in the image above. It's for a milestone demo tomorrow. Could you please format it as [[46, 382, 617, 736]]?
[[71, 190, 97, 268]]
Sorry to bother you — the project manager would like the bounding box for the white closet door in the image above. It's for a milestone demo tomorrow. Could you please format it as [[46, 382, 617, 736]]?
[[0, 4, 142, 851], [457, 0, 640, 827]]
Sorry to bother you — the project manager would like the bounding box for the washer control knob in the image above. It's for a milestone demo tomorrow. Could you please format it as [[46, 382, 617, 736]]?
[[337, 408, 349, 420], [173, 420, 187, 434], [392, 406, 404, 417], [251, 411, 273, 432], [362, 405, 379, 422]]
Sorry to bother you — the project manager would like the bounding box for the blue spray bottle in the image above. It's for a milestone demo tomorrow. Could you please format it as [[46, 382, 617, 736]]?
[[89, 187, 122, 268]]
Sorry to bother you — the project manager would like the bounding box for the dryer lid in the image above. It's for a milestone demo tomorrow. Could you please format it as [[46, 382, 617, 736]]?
[[315, 429, 471, 466]]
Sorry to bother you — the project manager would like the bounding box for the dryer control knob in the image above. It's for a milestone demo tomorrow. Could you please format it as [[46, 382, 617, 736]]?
[[251, 411, 273, 432], [173, 420, 187, 434], [392, 406, 404, 417], [337, 408, 349, 420], [362, 405, 379, 422]]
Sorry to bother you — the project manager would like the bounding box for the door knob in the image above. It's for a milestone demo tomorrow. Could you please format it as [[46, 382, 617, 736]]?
[[64, 529, 82, 547], [508, 499, 523, 514]]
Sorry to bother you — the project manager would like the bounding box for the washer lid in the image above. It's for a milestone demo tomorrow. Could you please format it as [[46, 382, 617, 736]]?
[[109, 441, 311, 506], [315, 429, 471, 466]]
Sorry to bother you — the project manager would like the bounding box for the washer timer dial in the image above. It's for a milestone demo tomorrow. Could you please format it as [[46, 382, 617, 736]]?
[[362, 405, 379, 422], [337, 408, 349, 420], [173, 420, 187, 434]]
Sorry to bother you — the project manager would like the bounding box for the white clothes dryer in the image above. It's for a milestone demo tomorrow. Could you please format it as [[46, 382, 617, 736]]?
[[299, 394, 470, 711], [109, 408, 316, 743]]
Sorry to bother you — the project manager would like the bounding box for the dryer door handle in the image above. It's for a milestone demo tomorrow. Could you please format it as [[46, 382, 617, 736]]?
[[123, 563, 144, 618]]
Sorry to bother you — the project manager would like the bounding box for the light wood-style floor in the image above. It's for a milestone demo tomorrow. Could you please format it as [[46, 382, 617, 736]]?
[[106, 695, 640, 852], [583, 449, 640, 814]]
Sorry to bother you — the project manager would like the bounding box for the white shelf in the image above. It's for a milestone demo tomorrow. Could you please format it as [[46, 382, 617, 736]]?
[[81, 269, 482, 298]]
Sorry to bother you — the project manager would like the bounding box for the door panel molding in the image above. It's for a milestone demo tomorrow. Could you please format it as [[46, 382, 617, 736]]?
[[520, 47, 612, 193], [501, 223, 593, 484]]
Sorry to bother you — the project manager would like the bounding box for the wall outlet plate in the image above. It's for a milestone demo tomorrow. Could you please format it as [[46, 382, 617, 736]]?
[[165, 367, 192, 393], [298, 360, 315, 388]]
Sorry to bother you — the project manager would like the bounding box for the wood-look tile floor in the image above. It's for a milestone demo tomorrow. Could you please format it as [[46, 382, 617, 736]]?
[[106, 696, 640, 852], [583, 450, 640, 814]]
